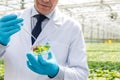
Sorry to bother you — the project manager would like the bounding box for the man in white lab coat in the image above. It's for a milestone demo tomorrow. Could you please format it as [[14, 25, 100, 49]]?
[[0, 0, 89, 80]]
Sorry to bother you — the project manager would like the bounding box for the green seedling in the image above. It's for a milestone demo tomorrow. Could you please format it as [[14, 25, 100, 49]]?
[[32, 43, 50, 55]]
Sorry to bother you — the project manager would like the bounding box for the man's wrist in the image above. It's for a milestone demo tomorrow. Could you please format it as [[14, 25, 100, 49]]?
[[48, 65, 59, 78], [48, 65, 65, 79]]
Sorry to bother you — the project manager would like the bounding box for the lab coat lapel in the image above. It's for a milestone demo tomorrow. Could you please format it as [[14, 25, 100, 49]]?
[[34, 8, 63, 44], [34, 19, 57, 44]]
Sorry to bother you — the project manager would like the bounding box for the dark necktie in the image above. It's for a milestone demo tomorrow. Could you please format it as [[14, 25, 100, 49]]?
[[32, 14, 46, 44]]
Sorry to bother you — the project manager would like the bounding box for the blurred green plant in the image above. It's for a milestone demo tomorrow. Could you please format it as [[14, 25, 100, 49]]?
[[87, 43, 120, 80], [88, 61, 120, 80], [0, 64, 4, 80]]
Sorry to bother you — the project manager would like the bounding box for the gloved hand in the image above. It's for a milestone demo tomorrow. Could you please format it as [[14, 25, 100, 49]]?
[[26, 52, 59, 78], [0, 14, 23, 45]]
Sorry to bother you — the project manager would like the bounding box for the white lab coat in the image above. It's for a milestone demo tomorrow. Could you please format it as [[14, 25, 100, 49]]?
[[3, 7, 89, 80]]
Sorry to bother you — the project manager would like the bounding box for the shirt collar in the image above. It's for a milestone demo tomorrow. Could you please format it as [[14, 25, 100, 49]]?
[[31, 5, 63, 27], [31, 6, 55, 19]]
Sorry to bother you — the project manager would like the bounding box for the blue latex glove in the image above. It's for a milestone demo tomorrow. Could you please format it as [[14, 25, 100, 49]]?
[[26, 52, 59, 78], [0, 14, 23, 45]]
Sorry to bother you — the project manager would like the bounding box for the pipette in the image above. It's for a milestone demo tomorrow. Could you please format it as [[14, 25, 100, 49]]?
[[22, 27, 37, 41], [17, 15, 37, 42]]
